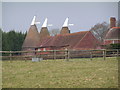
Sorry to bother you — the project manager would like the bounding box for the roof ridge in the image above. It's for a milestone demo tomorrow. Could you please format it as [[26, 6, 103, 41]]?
[[112, 27, 120, 29], [40, 37, 53, 47], [56, 31, 89, 36]]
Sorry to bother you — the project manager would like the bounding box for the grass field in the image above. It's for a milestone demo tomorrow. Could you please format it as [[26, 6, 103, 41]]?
[[2, 57, 118, 88]]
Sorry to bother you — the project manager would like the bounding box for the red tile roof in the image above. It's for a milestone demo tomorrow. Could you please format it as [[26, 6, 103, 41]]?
[[74, 31, 101, 49], [112, 27, 120, 29], [37, 31, 101, 50], [105, 27, 120, 40]]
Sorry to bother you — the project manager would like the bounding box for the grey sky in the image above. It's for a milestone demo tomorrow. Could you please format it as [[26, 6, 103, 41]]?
[[2, 2, 118, 33]]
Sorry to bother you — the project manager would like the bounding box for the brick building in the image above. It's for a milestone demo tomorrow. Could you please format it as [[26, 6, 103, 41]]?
[[22, 17, 119, 53]]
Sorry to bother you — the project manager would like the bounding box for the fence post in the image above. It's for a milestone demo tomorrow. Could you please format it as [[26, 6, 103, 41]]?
[[65, 49, 67, 60], [103, 50, 106, 60], [67, 49, 70, 61], [10, 51, 12, 60], [90, 51, 92, 61], [65, 48, 69, 61], [117, 49, 119, 58], [53, 50, 56, 60]]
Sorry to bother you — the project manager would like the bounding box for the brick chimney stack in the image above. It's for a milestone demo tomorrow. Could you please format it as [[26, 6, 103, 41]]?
[[110, 17, 116, 28]]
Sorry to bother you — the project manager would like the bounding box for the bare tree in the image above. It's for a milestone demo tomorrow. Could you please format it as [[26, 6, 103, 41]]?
[[116, 20, 120, 27], [90, 22, 109, 42], [49, 28, 60, 36]]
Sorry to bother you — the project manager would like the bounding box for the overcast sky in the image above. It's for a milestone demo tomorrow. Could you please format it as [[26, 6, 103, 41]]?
[[2, 2, 118, 33]]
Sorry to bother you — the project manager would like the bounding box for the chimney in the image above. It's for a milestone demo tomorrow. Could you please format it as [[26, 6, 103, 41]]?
[[110, 17, 116, 28]]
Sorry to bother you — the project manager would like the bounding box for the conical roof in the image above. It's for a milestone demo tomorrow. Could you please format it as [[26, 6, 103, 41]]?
[[105, 27, 120, 40], [22, 25, 40, 48], [39, 27, 50, 42], [60, 27, 70, 35]]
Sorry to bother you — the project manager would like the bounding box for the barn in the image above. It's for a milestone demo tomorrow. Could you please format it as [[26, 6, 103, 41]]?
[[37, 31, 101, 51], [22, 16, 119, 53]]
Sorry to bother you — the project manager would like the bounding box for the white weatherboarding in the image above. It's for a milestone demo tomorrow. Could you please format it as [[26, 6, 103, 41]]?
[[31, 16, 40, 25], [42, 18, 53, 27], [63, 17, 74, 27]]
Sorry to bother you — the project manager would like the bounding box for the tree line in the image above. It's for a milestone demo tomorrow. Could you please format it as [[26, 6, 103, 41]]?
[[0, 29, 26, 51]]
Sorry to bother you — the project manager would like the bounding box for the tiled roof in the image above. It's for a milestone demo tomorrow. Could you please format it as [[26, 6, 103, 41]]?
[[39, 27, 50, 43], [74, 31, 101, 49], [38, 31, 100, 50], [22, 25, 40, 48], [105, 27, 120, 40]]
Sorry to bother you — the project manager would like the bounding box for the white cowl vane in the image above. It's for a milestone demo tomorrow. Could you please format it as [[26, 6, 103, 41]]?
[[42, 18, 53, 27], [31, 16, 40, 25], [62, 17, 74, 27]]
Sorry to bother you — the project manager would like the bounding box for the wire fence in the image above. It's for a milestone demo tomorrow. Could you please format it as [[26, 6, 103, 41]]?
[[0, 49, 120, 61]]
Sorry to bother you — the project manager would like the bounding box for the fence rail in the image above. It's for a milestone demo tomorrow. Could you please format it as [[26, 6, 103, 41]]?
[[0, 49, 120, 60]]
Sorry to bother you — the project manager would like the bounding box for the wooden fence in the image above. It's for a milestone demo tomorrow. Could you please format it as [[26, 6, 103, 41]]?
[[0, 49, 120, 60]]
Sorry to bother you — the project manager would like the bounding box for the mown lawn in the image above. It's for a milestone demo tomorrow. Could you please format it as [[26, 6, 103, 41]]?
[[2, 57, 118, 88]]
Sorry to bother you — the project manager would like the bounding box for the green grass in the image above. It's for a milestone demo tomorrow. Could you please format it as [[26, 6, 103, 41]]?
[[2, 57, 118, 88]]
